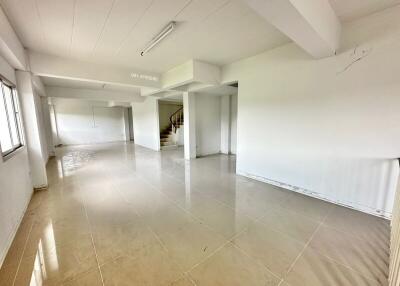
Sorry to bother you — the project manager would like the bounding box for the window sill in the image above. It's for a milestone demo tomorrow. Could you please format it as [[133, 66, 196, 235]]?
[[1, 145, 26, 163]]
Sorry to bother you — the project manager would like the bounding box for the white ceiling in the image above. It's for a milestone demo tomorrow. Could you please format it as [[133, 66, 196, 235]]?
[[41, 76, 141, 93], [329, 0, 400, 22], [0, 0, 289, 73], [1, 0, 399, 75]]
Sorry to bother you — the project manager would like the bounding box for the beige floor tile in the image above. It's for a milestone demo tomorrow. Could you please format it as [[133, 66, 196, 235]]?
[[309, 225, 388, 284], [233, 191, 282, 220], [34, 196, 86, 220], [1, 143, 390, 286], [141, 203, 196, 236], [189, 243, 280, 286], [100, 243, 183, 286], [0, 264, 17, 286], [14, 234, 97, 285], [197, 207, 255, 240], [92, 222, 161, 264], [324, 206, 390, 246], [284, 248, 381, 286], [169, 277, 195, 286], [233, 221, 305, 278], [23, 216, 91, 259], [159, 221, 227, 271], [276, 193, 333, 222], [1, 216, 34, 267], [62, 269, 103, 286], [85, 201, 140, 228], [258, 205, 320, 243]]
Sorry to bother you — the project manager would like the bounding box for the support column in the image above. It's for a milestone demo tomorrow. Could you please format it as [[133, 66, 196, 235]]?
[[220, 95, 231, 154], [183, 92, 196, 160], [41, 97, 55, 157], [123, 108, 130, 142], [48, 103, 59, 146], [16, 71, 48, 188]]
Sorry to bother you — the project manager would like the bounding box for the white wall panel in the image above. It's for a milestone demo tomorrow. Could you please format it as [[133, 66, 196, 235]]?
[[131, 98, 160, 151], [195, 94, 221, 157], [221, 6, 400, 217], [0, 58, 33, 267], [54, 99, 126, 145]]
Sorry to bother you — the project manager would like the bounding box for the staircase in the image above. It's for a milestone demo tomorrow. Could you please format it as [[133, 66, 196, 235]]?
[[160, 107, 183, 149]]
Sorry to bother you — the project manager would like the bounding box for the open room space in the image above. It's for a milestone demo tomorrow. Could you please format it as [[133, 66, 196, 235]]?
[[0, 0, 400, 285]]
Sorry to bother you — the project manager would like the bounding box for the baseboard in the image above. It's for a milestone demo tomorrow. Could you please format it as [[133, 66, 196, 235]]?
[[0, 189, 34, 268], [34, 185, 48, 192], [237, 170, 391, 220]]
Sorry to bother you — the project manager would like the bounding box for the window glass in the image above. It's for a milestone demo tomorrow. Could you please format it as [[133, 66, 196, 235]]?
[[0, 83, 13, 153], [3, 84, 20, 147], [0, 81, 24, 156], [13, 90, 23, 144]]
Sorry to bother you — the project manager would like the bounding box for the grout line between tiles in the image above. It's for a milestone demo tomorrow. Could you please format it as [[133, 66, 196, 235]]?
[[146, 225, 198, 284], [279, 206, 334, 283], [82, 187, 105, 286], [15, 143, 387, 286], [290, 205, 386, 284], [184, 240, 232, 275], [229, 241, 283, 283], [147, 226, 169, 254], [11, 220, 35, 286]]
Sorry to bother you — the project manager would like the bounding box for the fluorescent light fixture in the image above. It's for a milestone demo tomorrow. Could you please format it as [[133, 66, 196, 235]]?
[[140, 21, 176, 56]]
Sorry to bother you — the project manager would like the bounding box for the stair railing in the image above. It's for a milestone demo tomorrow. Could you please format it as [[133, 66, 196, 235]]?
[[170, 107, 183, 133]]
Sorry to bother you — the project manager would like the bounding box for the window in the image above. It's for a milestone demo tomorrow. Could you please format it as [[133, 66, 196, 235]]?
[[0, 80, 24, 157]]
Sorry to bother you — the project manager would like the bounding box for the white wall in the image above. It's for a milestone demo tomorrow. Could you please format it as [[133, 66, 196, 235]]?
[[220, 94, 238, 155], [17, 71, 48, 189], [0, 57, 33, 267], [52, 98, 126, 145], [220, 95, 230, 154], [230, 94, 237, 154], [176, 126, 184, 146], [222, 6, 400, 218], [132, 97, 160, 151], [195, 94, 221, 156]]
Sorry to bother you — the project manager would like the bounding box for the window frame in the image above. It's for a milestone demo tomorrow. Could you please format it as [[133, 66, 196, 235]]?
[[0, 78, 24, 158]]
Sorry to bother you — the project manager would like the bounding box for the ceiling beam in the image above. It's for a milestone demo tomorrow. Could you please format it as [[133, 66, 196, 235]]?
[[28, 51, 162, 89], [142, 60, 221, 97], [45, 86, 145, 103], [0, 6, 26, 69], [32, 75, 47, 96], [243, 0, 341, 58], [161, 60, 221, 90]]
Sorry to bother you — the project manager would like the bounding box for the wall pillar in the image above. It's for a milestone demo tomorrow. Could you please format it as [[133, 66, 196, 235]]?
[[220, 95, 231, 154], [48, 103, 59, 146], [16, 71, 48, 188], [123, 108, 130, 141], [41, 97, 55, 156], [183, 92, 196, 160]]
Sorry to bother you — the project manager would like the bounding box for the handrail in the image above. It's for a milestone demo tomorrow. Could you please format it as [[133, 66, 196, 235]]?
[[169, 106, 183, 133]]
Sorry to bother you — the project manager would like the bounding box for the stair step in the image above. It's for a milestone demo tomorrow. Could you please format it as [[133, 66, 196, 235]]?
[[161, 145, 178, 150]]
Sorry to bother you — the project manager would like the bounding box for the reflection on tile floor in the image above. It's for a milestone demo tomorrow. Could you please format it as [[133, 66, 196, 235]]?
[[0, 142, 390, 285]]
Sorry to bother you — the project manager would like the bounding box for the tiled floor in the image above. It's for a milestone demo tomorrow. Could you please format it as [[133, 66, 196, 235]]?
[[0, 142, 390, 285]]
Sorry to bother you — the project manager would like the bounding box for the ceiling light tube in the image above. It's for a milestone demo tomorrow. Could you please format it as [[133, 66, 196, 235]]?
[[140, 21, 176, 56]]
